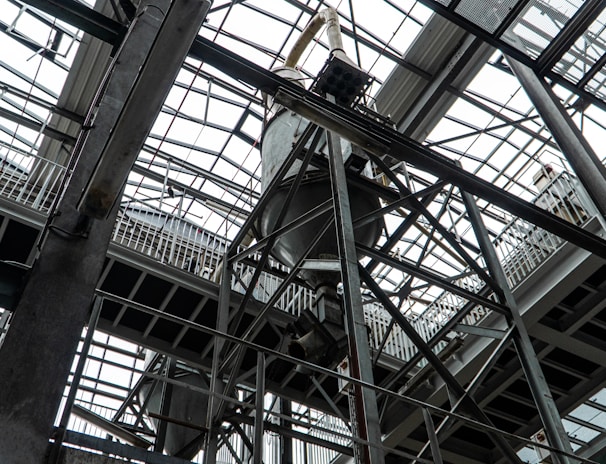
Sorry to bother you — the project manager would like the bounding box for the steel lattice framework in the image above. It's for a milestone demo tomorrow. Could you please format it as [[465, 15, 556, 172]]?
[[0, 1, 606, 464]]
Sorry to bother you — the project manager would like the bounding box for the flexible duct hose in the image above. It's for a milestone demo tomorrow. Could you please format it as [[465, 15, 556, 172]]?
[[284, 8, 344, 69]]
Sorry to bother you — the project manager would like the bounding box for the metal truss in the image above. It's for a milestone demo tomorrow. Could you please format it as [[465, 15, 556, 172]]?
[[3, 1, 606, 464]]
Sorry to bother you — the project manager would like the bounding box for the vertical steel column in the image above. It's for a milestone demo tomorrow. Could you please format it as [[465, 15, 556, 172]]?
[[154, 357, 177, 453], [325, 96, 384, 464], [421, 408, 444, 464], [253, 352, 266, 464], [462, 189, 576, 464], [280, 399, 293, 464], [204, 258, 232, 464], [507, 57, 606, 218]]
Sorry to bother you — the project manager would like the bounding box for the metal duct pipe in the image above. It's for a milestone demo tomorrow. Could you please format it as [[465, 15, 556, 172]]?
[[284, 8, 345, 69]]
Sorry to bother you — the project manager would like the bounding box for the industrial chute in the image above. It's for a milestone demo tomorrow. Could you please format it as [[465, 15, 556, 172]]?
[[258, 7, 383, 366], [141, 9, 384, 458]]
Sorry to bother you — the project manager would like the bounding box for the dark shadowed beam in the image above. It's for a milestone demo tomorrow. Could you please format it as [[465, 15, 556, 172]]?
[[18, 0, 125, 44], [185, 37, 606, 260], [536, 0, 606, 74]]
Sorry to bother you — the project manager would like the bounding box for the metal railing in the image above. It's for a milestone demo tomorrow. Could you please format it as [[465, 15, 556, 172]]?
[[0, 156, 597, 366], [0, 148, 66, 213], [112, 200, 228, 280], [231, 260, 316, 318], [493, 171, 588, 289], [410, 170, 593, 354]]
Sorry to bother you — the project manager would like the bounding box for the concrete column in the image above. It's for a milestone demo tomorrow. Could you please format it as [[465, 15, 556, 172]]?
[[0, 1, 208, 462]]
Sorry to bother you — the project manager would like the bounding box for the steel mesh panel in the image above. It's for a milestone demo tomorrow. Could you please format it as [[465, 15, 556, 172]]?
[[502, 0, 583, 58], [454, 0, 519, 33]]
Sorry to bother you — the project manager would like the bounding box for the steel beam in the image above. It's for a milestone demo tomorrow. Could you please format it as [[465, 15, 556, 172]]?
[[368, 153, 500, 295], [219, 428, 244, 464], [536, 0, 606, 74], [365, 189, 442, 274], [154, 357, 177, 453], [422, 408, 444, 464], [71, 404, 152, 449], [359, 243, 509, 315], [227, 123, 319, 253], [277, 85, 606, 257], [280, 400, 293, 464], [311, 376, 352, 430], [130, 163, 250, 219], [204, 258, 232, 464], [378, 284, 493, 394], [399, 34, 486, 137], [326, 122, 384, 464], [79, 0, 209, 219], [0, 3, 207, 462], [508, 57, 606, 220], [17, 0, 125, 44], [48, 297, 103, 463], [187, 37, 606, 258], [226, 413, 355, 458], [414, 326, 517, 461], [253, 353, 265, 464], [0, 106, 77, 145], [212, 216, 336, 424], [63, 430, 192, 464], [462, 189, 576, 464], [229, 199, 333, 263], [219, 216, 334, 374], [221, 125, 323, 345], [359, 266, 524, 464]]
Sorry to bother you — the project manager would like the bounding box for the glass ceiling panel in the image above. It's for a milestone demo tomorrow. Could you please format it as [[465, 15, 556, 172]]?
[[554, 8, 606, 84], [3, 1, 606, 461], [502, 0, 584, 58], [456, 0, 519, 34], [0, 0, 84, 180]]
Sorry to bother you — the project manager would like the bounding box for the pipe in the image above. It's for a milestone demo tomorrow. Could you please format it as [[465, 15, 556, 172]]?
[[284, 8, 344, 69]]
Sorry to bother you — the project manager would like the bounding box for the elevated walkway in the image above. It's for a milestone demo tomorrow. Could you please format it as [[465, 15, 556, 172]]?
[[0, 161, 605, 463], [379, 216, 606, 462]]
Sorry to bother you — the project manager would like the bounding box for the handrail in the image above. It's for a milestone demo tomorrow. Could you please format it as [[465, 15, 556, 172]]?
[[0, 155, 597, 364]]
